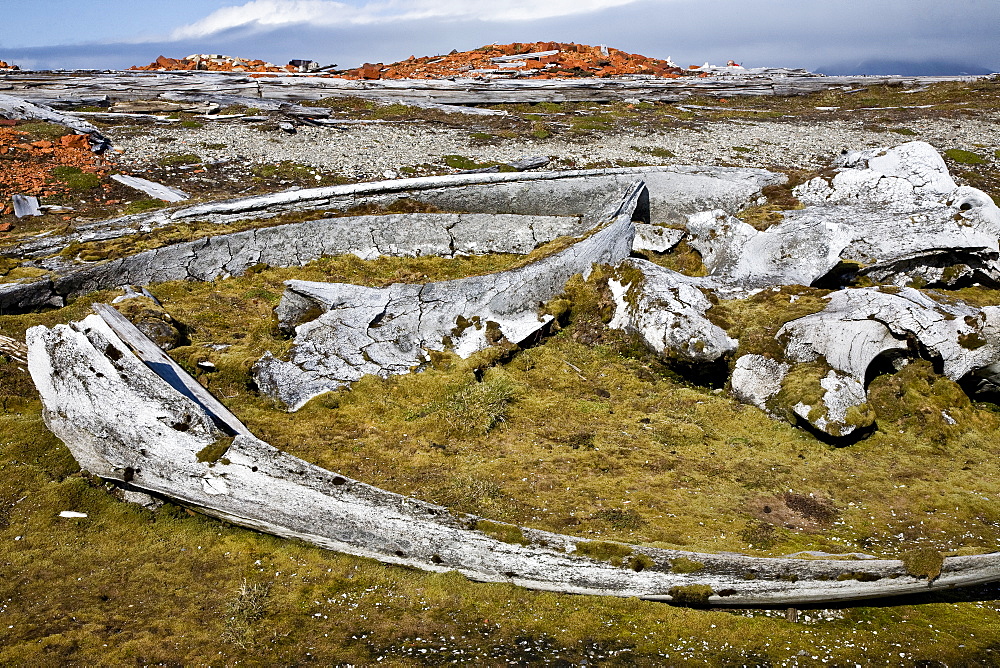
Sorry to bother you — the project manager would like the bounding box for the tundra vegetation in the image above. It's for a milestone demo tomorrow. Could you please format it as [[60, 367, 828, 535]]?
[[2, 78, 1000, 664]]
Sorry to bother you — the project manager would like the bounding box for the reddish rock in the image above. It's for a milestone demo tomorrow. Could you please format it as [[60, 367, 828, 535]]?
[[358, 63, 382, 79], [60, 134, 90, 150]]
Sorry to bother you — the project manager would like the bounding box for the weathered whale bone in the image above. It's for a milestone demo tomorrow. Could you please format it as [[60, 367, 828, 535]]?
[[607, 258, 736, 363], [5, 165, 782, 260], [0, 212, 586, 315], [794, 142, 994, 214], [687, 205, 1000, 293], [20, 140, 1000, 603], [253, 183, 643, 411], [686, 142, 1000, 293], [26, 308, 1000, 606], [730, 287, 1000, 437]]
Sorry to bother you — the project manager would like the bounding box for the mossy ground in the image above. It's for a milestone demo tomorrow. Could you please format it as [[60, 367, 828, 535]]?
[[5, 246, 1000, 662], [4, 79, 1000, 663]]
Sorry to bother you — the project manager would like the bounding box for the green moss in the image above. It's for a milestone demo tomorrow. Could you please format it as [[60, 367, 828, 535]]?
[[670, 557, 705, 574], [575, 540, 634, 566], [901, 548, 945, 581], [122, 198, 169, 215], [595, 508, 644, 530], [419, 370, 521, 437], [50, 166, 101, 191], [944, 149, 986, 165], [251, 161, 349, 186], [772, 360, 835, 426], [196, 437, 235, 464], [735, 178, 808, 231], [474, 519, 530, 546], [16, 121, 71, 140], [628, 554, 656, 572], [843, 403, 877, 430], [959, 331, 988, 350], [655, 239, 708, 277], [667, 584, 714, 606], [180, 120, 204, 129], [867, 360, 971, 440], [441, 155, 491, 170]]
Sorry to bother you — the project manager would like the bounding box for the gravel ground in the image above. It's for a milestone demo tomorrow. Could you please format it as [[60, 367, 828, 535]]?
[[114, 112, 1000, 181]]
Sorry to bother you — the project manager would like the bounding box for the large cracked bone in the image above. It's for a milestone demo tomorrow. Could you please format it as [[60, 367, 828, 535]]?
[[253, 183, 644, 411], [686, 204, 1000, 294], [607, 258, 736, 363], [0, 212, 586, 315], [793, 142, 998, 214], [5, 165, 782, 260], [25, 308, 1000, 606], [731, 287, 1000, 437], [685, 142, 1000, 294]]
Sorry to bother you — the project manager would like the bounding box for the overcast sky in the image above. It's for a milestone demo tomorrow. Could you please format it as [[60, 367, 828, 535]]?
[[2, 0, 998, 73]]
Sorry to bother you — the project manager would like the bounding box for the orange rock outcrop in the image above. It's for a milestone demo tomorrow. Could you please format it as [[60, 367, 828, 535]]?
[[338, 42, 689, 80], [0, 127, 108, 207], [129, 43, 708, 79]]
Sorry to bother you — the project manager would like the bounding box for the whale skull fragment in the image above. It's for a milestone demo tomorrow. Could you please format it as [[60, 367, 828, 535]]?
[[253, 182, 643, 411], [728, 287, 1000, 438], [686, 142, 1000, 294]]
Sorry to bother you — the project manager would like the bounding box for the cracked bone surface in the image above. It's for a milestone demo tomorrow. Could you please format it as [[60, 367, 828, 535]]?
[[687, 142, 1000, 294], [0, 212, 586, 315], [730, 287, 1000, 437], [794, 141, 989, 211], [6, 165, 782, 260], [607, 258, 736, 363], [253, 182, 644, 411], [26, 309, 1000, 605]]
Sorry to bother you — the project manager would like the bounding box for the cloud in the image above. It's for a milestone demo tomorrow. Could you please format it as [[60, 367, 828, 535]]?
[[5, 0, 996, 74], [168, 0, 641, 40]]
